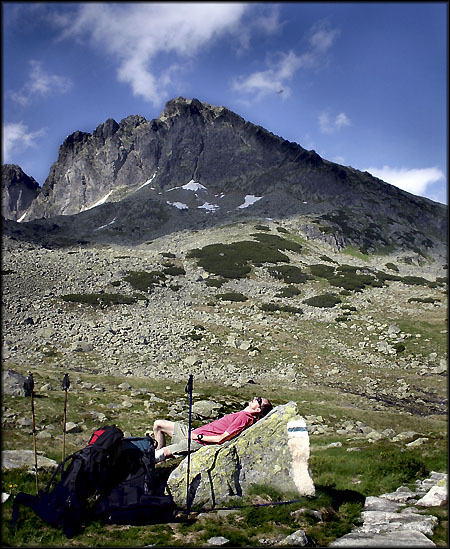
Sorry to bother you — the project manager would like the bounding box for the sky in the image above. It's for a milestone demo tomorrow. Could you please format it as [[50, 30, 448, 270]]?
[[2, 2, 448, 205]]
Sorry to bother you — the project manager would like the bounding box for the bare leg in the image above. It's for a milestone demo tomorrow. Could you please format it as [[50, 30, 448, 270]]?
[[153, 419, 175, 450]]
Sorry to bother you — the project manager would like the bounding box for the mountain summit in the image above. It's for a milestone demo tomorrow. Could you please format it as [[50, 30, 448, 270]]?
[[2, 97, 447, 260]]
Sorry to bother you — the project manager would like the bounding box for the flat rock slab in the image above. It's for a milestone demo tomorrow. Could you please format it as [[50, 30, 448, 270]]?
[[1, 450, 58, 472], [329, 529, 435, 546]]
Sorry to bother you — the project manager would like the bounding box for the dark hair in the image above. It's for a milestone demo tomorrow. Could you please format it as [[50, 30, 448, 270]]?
[[259, 399, 273, 418]]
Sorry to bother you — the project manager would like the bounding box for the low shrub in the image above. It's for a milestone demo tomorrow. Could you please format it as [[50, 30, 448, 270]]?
[[187, 236, 296, 279], [217, 292, 248, 302], [260, 303, 303, 314], [204, 278, 226, 288], [328, 273, 382, 292], [269, 265, 309, 284], [254, 224, 270, 231], [123, 270, 166, 291], [275, 285, 301, 298], [250, 233, 303, 253], [60, 293, 136, 306], [309, 264, 336, 278], [394, 343, 406, 353], [320, 255, 337, 264], [163, 266, 186, 276], [276, 227, 289, 234], [303, 294, 342, 308], [385, 262, 399, 272], [402, 276, 433, 287], [161, 252, 176, 258], [408, 297, 440, 304]]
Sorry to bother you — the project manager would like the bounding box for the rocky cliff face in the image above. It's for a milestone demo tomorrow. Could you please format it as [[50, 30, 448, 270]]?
[[1, 164, 40, 221], [3, 97, 447, 260]]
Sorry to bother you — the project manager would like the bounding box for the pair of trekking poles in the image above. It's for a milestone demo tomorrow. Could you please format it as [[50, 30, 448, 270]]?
[[23, 373, 71, 495], [24, 371, 196, 512]]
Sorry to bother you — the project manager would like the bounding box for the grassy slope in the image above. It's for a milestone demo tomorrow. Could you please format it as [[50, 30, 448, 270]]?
[[2, 221, 447, 546]]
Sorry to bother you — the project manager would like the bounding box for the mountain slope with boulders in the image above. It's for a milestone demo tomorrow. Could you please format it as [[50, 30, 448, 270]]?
[[1, 97, 447, 265]]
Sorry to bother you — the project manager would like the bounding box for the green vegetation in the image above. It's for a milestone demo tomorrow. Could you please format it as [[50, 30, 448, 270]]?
[[217, 292, 248, 302], [123, 266, 185, 292], [123, 270, 166, 291], [60, 293, 137, 306], [403, 275, 437, 288], [275, 285, 301, 298], [204, 278, 226, 288], [163, 266, 186, 276], [187, 234, 302, 279], [1, 369, 447, 547], [385, 262, 399, 272], [303, 293, 342, 308], [309, 264, 336, 278], [260, 303, 303, 314], [269, 265, 309, 284], [408, 297, 440, 304]]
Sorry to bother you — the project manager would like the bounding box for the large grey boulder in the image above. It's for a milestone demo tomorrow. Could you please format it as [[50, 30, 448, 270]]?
[[167, 401, 315, 509], [2, 369, 29, 396], [2, 450, 58, 473]]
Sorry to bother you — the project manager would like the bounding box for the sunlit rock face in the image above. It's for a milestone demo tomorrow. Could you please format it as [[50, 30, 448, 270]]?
[[167, 401, 315, 509], [2, 164, 40, 221]]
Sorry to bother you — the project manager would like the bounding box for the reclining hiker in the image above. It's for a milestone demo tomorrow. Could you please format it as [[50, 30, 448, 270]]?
[[152, 396, 272, 463]]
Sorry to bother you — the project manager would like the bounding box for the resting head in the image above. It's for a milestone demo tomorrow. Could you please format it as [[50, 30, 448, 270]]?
[[248, 396, 273, 418]]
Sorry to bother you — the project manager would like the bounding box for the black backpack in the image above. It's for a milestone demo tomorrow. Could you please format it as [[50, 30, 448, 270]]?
[[92, 436, 177, 526], [12, 425, 176, 537]]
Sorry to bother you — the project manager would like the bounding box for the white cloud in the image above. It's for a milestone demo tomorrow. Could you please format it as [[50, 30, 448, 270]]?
[[233, 19, 340, 100], [2, 122, 46, 160], [365, 165, 445, 196], [10, 60, 72, 106], [55, 3, 252, 105], [307, 19, 341, 54], [318, 112, 351, 134]]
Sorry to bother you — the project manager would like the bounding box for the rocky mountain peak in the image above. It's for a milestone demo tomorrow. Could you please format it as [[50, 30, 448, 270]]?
[[1, 164, 40, 221], [158, 96, 237, 126]]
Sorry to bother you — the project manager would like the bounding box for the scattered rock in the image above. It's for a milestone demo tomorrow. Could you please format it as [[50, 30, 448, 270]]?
[[1, 450, 58, 472], [417, 485, 447, 507], [278, 529, 310, 546], [65, 421, 82, 433], [2, 369, 28, 397], [207, 537, 229, 546]]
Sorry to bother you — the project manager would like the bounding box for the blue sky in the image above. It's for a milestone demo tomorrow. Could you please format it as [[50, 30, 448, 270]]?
[[2, 2, 447, 205]]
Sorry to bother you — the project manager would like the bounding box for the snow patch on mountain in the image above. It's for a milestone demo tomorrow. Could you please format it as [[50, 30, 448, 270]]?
[[83, 191, 113, 211], [137, 172, 157, 190], [94, 217, 117, 231], [238, 195, 263, 209], [198, 202, 219, 211], [167, 201, 189, 210]]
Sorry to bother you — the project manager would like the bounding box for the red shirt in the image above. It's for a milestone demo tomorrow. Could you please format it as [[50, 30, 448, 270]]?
[[192, 410, 256, 443]]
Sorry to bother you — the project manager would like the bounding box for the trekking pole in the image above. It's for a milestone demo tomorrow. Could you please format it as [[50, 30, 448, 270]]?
[[185, 374, 194, 515], [61, 373, 70, 467], [24, 373, 39, 495]]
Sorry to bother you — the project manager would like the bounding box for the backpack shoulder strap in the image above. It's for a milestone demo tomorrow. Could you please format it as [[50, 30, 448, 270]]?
[[11, 492, 37, 529]]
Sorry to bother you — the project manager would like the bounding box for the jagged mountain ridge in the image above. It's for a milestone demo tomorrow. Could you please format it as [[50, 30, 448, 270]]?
[[2, 97, 447, 260], [1, 164, 40, 221]]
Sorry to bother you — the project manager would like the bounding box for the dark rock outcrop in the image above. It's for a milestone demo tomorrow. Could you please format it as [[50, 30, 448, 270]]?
[[2, 164, 40, 221]]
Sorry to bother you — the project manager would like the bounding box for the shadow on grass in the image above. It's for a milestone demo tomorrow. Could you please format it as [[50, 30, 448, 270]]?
[[316, 485, 366, 508]]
